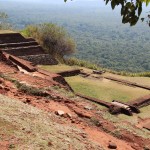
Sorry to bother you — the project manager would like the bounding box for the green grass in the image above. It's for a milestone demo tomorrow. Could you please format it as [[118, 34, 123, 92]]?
[[39, 64, 79, 73], [65, 76, 150, 103], [39, 65, 150, 103], [0, 94, 102, 150], [39, 64, 150, 86], [139, 105, 150, 117], [117, 105, 150, 126], [103, 72, 150, 86]]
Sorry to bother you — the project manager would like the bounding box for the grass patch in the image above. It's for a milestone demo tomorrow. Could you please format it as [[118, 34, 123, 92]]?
[[15, 81, 49, 97], [119, 105, 150, 123], [39, 64, 79, 73], [0, 73, 49, 97], [64, 57, 101, 70], [103, 72, 150, 87], [0, 118, 16, 136], [65, 76, 150, 103], [0, 94, 102, 150], [47, 85, 76, 99], [116, 122, 150, 139]]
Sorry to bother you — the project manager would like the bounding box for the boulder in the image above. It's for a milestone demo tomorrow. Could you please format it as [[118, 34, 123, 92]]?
[[55, 110, 65, 116], [108, 142, 117, 149], [84, 105, 93, 110]]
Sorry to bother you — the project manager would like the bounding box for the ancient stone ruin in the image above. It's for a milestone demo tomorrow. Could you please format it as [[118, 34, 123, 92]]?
[[0, 32, 58, 65], [0, 31, 73, 91]]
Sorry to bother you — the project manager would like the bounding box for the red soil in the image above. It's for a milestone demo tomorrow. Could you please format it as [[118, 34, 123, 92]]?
[[0, 141, 9, 150], [0, 61, 150, 150]]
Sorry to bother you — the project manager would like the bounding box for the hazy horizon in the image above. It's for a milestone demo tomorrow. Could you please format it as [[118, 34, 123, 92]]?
[[0, 0, 150, 72]]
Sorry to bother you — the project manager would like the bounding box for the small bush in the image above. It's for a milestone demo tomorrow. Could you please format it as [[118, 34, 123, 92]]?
[[9, 144, 15, 149], [90, 117, 101, 126], [15, 82, 48, 96], [21, 23, 76, 58], [64, 57, 101, 70]]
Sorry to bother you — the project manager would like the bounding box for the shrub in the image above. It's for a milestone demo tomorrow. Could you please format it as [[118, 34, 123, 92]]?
[[22, 23, 76, 58], [64, 57, 101, 70], [15, 81, 49, 96]]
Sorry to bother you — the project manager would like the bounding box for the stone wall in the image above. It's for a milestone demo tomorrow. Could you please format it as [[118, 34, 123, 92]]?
[[0, 33, 27, 44], [3, 46, 45, 56], [19, 54, 58, 65]]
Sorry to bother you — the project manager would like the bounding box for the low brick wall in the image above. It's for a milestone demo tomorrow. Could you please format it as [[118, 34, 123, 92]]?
[[105, 76, 150, 90], [129, 95, 150, 108], [58, 69, 81, 77], [20, 54, 58, 65], [9, 55, 37, 72], [2, 46, 45, 56]]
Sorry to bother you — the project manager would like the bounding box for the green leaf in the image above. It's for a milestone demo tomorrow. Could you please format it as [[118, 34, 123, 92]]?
[[138, 5, 142, 16], [106, 0, 109, 5], [146, 0, 150, 6], [111, 0, 116, 9], [141, 18, 144, 22]]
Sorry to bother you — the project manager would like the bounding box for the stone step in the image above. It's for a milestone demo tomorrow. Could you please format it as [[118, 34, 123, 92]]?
[[2, 45, 41, 50], [19, 54, 58, 65], [0, 41, 38, 48], [1, 45, 46, 56], [9, 55, 37, 72]]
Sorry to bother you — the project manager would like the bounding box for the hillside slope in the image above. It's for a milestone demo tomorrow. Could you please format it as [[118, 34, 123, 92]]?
[[0, 32, 149, 150], [0, 60, 150, 149], [0, 94, 103, 150]]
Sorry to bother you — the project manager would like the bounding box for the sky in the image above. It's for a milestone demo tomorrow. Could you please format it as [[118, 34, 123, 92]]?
[[1, 0, 149, 20], [1, 0, 107, 6]]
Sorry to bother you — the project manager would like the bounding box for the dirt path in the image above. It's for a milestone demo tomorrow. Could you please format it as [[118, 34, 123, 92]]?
[[84, 127, 134, 150]]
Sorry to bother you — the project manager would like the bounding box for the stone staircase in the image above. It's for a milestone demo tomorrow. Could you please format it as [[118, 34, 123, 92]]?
[[0, 33, 28, 43], [1, 45, 45, 56], [0, 32, 58, 65], [0, 41, 38, 48]]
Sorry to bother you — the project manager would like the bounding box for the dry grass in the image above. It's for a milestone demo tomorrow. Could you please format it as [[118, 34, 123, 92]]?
[[0, 30, 16, 34], [0, 94, 102, 150]]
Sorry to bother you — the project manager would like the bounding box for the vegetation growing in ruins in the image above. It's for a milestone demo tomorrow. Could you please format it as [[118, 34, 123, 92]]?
[[22, 23, 76, 58]]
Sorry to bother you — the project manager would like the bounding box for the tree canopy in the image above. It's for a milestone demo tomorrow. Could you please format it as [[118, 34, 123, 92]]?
[[65, 0, 150, 26], [0, 12, 12, 30]]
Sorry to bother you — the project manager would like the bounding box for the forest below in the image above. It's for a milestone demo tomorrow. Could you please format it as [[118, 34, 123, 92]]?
[[1, 0, 150, 72]]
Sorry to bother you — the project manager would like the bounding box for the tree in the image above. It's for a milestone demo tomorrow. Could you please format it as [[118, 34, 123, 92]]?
[[65, 0, 150, 26], [0, 12, 12, 29], [22, 23, 76, 58]]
